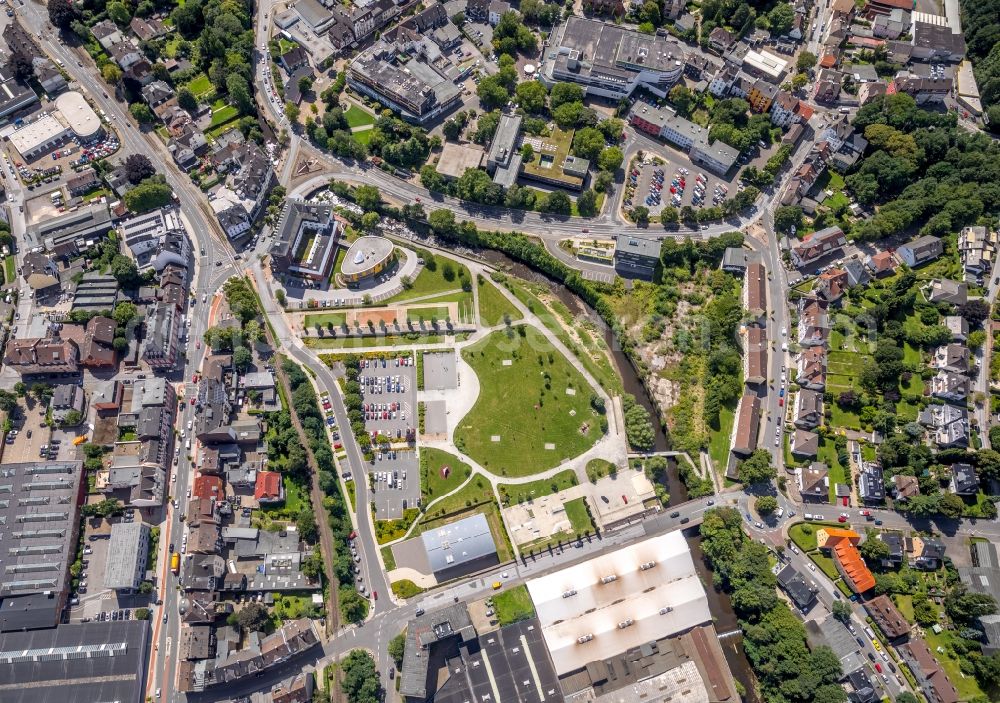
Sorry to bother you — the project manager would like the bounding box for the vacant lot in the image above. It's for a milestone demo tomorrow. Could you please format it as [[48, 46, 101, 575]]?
[[455, 326, 603, 476], [493, 584, 535, 626]]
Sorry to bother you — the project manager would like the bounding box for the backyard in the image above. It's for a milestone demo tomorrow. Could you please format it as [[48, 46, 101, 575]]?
[[454, 325, 604, 476]]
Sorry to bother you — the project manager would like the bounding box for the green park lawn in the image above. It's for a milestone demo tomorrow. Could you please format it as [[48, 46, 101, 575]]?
[[304, 312, 348, 329], [454, 326, 603, 476], [305, 334, 447, 349], [420, 447, 473, 503], [477, 277, 523, 326], [406, 306, 451, 324], [707, 401, 736, 475], [386, 249, 471, 303], [586, 458, 616, 482], [343, 104, 376, 129], [497, 469, 578, 505], [209, 104, 239, 129], [493, 584, 535, 625]]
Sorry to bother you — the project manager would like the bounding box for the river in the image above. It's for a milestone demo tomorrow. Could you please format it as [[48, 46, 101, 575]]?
[[480, 250, 760, 702]]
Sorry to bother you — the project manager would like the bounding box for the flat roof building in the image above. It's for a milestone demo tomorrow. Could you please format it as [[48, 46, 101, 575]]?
[[436, 142, 486, 179], [526, 530, 712, 676], [340, 236, 396, 284], [420, 513, 498, 582], [270, 200, 342, 281], [9, 114, 72, 161], [0, 461, 85, 631], [54, 91, 103, 141], [544, 17, 686, 99], [0, 620, 150, 703], [31, 201, 113, 257], [104, 521, 151, 592], [486, 113, 523, 188], [742, 48, 789, 81], [614, 236, 661, 279]]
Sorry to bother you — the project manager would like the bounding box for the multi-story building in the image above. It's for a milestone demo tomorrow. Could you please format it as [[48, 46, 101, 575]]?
[[543, 17, 685, 100], [897, 234, 943, 268], [770, 90, 799, 127], [142, 301, 180, 369], [613, 236, 661, 279], [748, 78, 778, 112], [3, 335, 80, 375], [104, 521, 151, 591], [628, 103, 739, 174], [958, 225, 996, 282], [790, 226, 846, 269], [348, 40, 462, 125], [798, 296, 830, 347], [270, 200, 342, 281]]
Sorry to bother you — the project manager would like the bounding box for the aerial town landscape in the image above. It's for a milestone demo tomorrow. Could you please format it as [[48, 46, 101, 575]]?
[[0, 0, 1000, 699]]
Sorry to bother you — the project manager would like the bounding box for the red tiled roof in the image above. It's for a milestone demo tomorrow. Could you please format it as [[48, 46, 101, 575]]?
[[192, 475, 224, 501], [255, 471, 282, 500]]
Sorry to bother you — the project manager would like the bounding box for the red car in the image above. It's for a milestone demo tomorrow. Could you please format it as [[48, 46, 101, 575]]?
[[838, 515, 848, 523], [372, 591, 377, 600], [779, 397, 784, 407], [874, 663, 882, 673], [190, 398, 196, 406]]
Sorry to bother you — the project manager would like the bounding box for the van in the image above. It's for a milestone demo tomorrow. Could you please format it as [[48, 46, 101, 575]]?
[[804, 513, 814, 520], [775, 508, 784, 518], [185, 438, 191, 450], [864, 627, 875, 639], [840, 107, 851, 113]]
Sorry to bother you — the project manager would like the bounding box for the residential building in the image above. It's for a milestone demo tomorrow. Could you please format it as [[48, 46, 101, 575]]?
[[255, 471, 285, 504], [0, 65, 38, 118], [843, 259, 871, 288], [790, 226, 846, 268], [919, 403, 970, 447], [91, 19, 124, 49], [893, 71, 954, 104], [794, 388, 824, 429], [900, 639, 959, 703], [347, 39, 462, 125], [858, 464, 885, 504], [722, 246, 753, 273], [926, 279, 968, 305], [930, 370, 970, 402], [797, 461, 829, 502], [858, 80, 888, 105], [3, 335, 79, 375], [798, 296, 830, 347], [142, 80, 174, 108], [846, 667, 879, 703], [66, 167, 99, 196], [613, 236, 661, 279], [21, 251, 59, 293], [872, 8, 909, 38], [733, 393, 761, 455], [865, 595, 910, 640], [944, 315, 968, 342], [709, 27, 736, 53], [816, 267, 849, 302], [790, 429, 819, 458], [818, 527, 876, 593], [744, 325, 767, 385], [543, 18, 686, 100], [770, 90, 799, 127], [130, 15, 168, 40], [748, 78, 779, 112], [892, 475, 920, 500], [866, 250, 897, 276], [142, 301, 180, 370], [880, 532, 905, 568], [104, 521, 151, 591], [831, 0, 856, 21], [818, 114, 854, 151], [897, 234, 944, 268], [949, 462, 978, 496], [108, 38, 143, 69], [279, 45, 309, 72], [932, 343, 970, 374], [628, 103, 739, 174], [958, 225, 996, 282], [51, 383, 85, 423], [907, 535, 946, 569], [797, 346, 827, 391], [778, 564, 817, 611], [745, 260, 766, 317]]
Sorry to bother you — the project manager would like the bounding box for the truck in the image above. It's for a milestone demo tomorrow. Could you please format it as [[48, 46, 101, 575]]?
[[170, 552, 180, 575]]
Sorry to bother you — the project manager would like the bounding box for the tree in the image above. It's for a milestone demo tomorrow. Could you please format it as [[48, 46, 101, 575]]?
[[597, 146, 624, 172], [542, 191, 571, 215], [61, 409, 83, 427], [630, 205, 649, 225], [576, 189, 598, 217], [831, 599, 852, 622], [572, 127, 605, 161], [477, 74, 510, 110], [110, 255, 141, 286], [944, 585, 997, 624], [285, 101, 300, 123], [593, 170, 614, 193], [124, 154, 155, 185], [233, 346, 252, 371], [550, 82, 584, 109], [124, 177, 173, 212], [113, 301, 138, 326], [177, 87, 198, 112], [230, 602, 270, 632], [755, 495, 778, 515], [129, 102, 154, 123], [669, 84, 696, 115], [515, 80, 548, 113], [773, 205, 803, 233], [342, 649, 381, 702], [767, 3, 795, 35], [960, 299, 990, 326], [339, 587, 369, 624], [428, 209, 458, 238], [388, 631, 406, 669], [552, 101, 585, 129], [107, 1, 131, 25], [859, 529, 890, 563], [354, 185, 381, 211], [48, 0, 78, 28], [796, 51, 818, 71], [361, 211, 380, 231], [81, 498, 124, 518], [737, 449, 776, 485], [0, 390, 18, 412], [622, 395, 655, 450]]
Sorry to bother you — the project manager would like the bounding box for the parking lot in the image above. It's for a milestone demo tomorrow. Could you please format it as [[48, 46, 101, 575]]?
[[624, 160, 732, 216], [370, 448, 419, 518], [358, 355, 419, 519], [0, 399, 82, 463]]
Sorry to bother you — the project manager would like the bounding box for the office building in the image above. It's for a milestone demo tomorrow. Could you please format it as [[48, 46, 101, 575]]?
[[613, 236, 660, 279], [270, 200, 342, 281], [104, 521, 151, 591]]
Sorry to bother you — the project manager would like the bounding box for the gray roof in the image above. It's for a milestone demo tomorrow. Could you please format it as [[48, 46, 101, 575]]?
[[31, 202, 112, 252], [615, 235, 661, 260], [777, 564, 816, 609], [420, 513, 497, 576], [400, 602, 476, 698], [0, 461, 84, 631], [486, 113, 522, 169], [104, 521, 149, 590], [0, 620, 149, 703]]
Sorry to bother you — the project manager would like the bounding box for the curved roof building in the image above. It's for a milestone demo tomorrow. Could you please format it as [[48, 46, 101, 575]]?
[[341, 236, 395, 283], [55, 91, 103, 141]]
